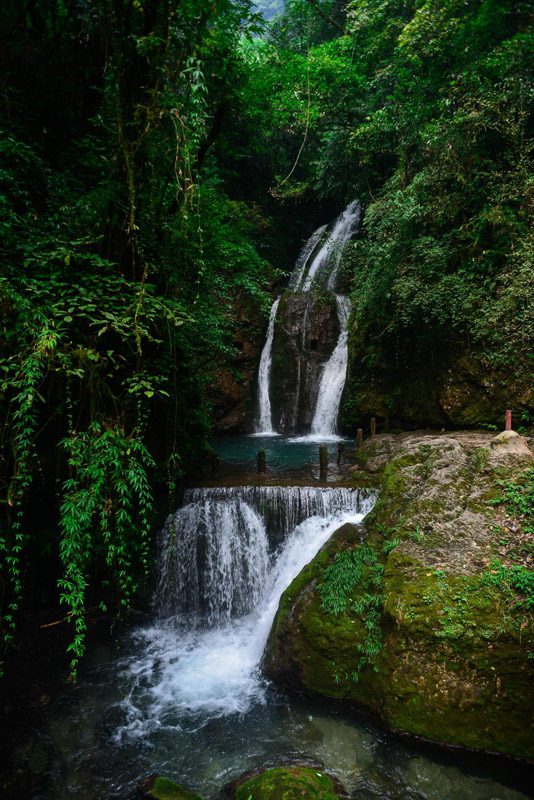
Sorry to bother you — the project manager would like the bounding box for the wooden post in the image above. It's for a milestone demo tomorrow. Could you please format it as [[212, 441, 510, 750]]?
[[384, 414, 390, 433], [257, 449, 266, 474], [337, 441, 345, 465], [319, 445, 328, 479], [357, 428, 363, 449], [505, 409, 512, 431], [370, 417, 376, 439]]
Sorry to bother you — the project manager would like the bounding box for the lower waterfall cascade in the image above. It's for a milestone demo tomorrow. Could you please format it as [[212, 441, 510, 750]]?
[[116, 485, 376, 736]]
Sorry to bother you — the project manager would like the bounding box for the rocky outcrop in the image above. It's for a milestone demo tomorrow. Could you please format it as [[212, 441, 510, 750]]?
[[211, 321, 263, 433], [224, 765, 344, 800], [270, 290, 339, 433], [263, 431, 534, 759]]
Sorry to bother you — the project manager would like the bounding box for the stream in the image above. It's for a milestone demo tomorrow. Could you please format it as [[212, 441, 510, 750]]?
[[38, 481, 532, 799]]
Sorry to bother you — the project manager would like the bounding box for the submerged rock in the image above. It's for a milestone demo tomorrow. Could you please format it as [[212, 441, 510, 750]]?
[[264, 432, 534, 760], [226, 765, 345, 799], [139, 775, 203, 800]]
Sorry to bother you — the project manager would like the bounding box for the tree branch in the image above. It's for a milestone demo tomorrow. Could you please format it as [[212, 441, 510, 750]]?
[[305, 0, 345, 34]]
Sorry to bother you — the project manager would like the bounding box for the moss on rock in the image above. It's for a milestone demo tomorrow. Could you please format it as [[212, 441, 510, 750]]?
[[264, 432, 534, 760], [139, 775, 202, 800], [231, 766, 342, 800]]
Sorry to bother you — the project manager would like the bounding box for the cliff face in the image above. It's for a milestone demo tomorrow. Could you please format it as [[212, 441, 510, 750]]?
[[270, 291, 339, 434], [341, 332, 533, 431], [211, 290, 340, 434], [263, 431, 534, 760], [211, 319, 264, 433]]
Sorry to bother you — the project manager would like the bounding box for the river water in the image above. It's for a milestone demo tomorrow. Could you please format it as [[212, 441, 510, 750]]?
[[39, 485, 532, 800]]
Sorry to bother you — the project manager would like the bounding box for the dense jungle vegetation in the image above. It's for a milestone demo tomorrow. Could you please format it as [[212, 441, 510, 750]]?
[[0, 0, 532, 674]]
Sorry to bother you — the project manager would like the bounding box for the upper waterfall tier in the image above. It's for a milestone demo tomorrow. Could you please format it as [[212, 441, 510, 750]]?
[[254, 200, 360, 436], [255, 297, 280, 434], [291, 200, 361, 293], [310, 295, 352, 438]]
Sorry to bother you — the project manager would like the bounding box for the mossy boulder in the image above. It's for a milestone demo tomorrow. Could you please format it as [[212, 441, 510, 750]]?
[[264, 432, 534, 760], [139, 775, 202, 800], [228, 765, 343, 800]]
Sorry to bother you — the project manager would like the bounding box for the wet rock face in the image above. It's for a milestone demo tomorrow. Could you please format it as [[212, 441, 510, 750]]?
[[270, 291, 339, 434], [341, 340, 532, 431], [212, 322, 263, 433], [225, 765, 344, 800], [264, 432, 534, 760]]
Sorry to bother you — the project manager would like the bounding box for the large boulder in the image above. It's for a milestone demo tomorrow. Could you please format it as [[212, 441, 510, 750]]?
[[263, 432, 534, 759]]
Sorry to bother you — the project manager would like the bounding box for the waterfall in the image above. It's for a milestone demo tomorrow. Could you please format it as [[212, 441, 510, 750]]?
[[295, 200, 361, 292], [310, 295, 352, 437], [288, 223, 327, 290], [156, 485, 375, 621], [156, 498, 269, 624], [255, 297, 280, 434], [118, 487, 376, 733], [253, 201, 360, 436]]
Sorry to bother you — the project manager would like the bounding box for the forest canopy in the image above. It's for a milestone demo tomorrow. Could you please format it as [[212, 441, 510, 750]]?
[[1, 0, 532, 674]]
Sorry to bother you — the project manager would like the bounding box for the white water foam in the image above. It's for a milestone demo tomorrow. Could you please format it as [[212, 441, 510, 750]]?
[[255, 297, 280, 434], [309, 295, 352, 437], [296, 200, 360, 292], [115, 489, 374, 739]]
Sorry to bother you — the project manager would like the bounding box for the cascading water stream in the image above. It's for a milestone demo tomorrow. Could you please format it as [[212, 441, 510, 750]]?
[[310, 295, 352, 438], [254, 297, 280, 435], [295, 200, 361, 292], [288, 223, 327, 290], [254, 200, 360, 436], [116, 486, 376, 737]]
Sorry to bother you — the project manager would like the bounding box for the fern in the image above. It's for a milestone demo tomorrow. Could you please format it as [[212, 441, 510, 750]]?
[[58, 423, 154, 677]]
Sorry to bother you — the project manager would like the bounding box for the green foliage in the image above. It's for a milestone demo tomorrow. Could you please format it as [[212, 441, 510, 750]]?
[[58, 423, 154, 677], [244, 0, 533, 425], [482, 561, 534, 611], [489, 468, 534, 534], [0, 0, 270, 673], [319, 542, 385, 681]]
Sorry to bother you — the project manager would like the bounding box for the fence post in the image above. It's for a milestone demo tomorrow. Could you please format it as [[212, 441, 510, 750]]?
[[505, 409, 512, 431], [370, 417, 376, 439], [357, 428, 363, 448], [319, 445, 328, 480]]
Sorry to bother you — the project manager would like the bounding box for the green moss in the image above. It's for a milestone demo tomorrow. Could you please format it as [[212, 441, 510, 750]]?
[[142, 776, 202, 800], [233, 766, 341, 800]]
